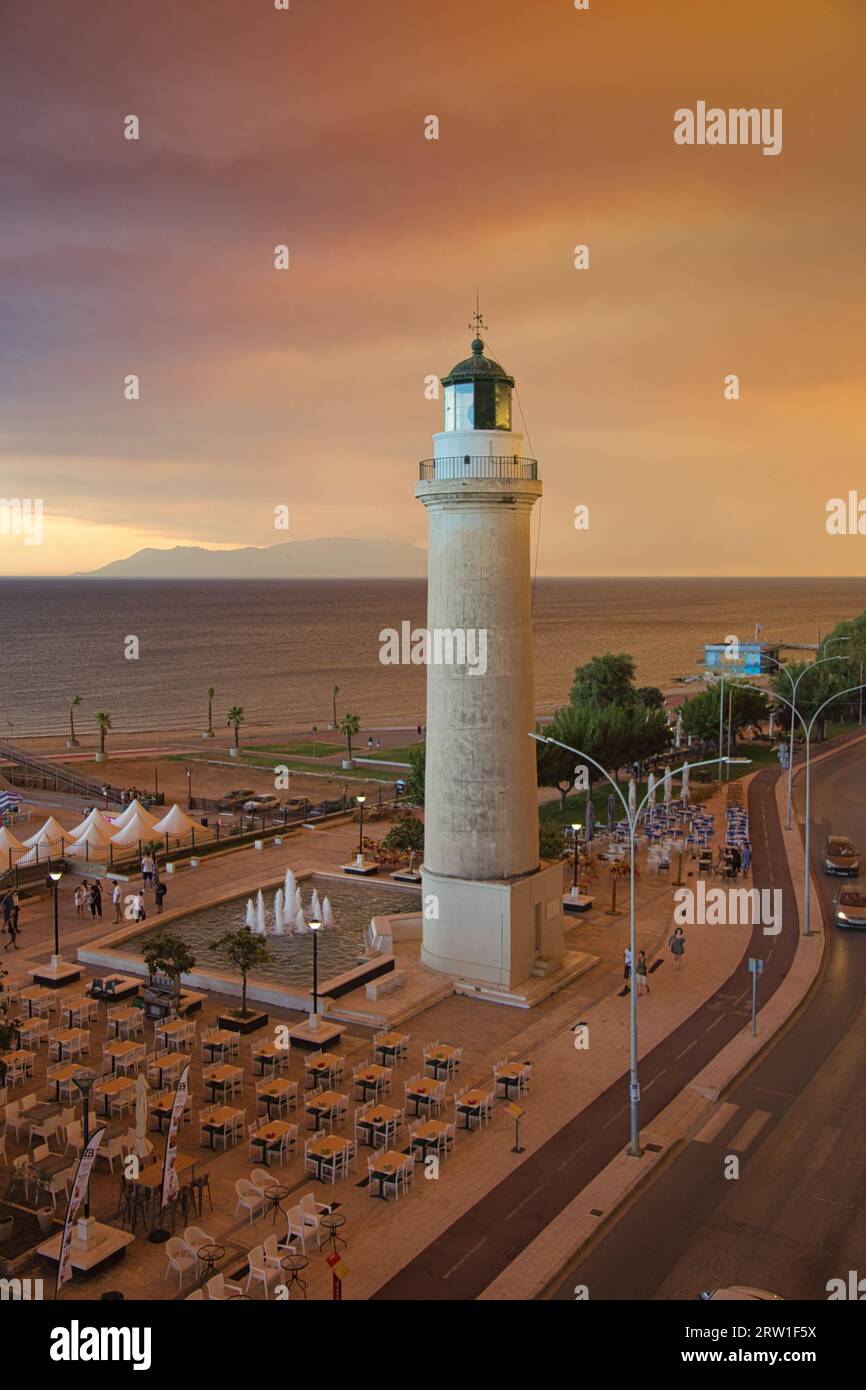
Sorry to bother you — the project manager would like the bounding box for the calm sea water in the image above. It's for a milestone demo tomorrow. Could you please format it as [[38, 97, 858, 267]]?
[[125, 875, 421, 988], [0, 577, 864, 736]]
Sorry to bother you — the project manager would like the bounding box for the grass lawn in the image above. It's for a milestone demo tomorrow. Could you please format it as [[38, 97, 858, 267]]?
[[240, 740, 423, 762]]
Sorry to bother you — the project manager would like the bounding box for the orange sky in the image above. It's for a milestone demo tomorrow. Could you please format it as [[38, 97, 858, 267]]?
[[1, 0, 864, 576]]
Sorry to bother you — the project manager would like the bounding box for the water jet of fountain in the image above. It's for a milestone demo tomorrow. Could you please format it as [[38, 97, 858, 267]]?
[[294, 908, 307, 934], [245, 898, 256, 930], [256, 889, 266, 936], [284, 867, 296, 905], [322, 896, 333, 927], [310, 888, 322, 920], [293, 887, 303, 918], [273, 887, 285, 935]]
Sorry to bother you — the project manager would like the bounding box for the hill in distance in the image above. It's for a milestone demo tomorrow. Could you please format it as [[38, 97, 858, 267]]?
[[75, 537, 428, 579]]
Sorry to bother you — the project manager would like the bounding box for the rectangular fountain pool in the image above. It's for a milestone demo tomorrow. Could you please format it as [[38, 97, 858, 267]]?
[[123, 875, 421, 989]]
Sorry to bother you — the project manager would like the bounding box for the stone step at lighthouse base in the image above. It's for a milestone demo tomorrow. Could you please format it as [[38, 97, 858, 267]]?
[[452, 949, 598, 1009]]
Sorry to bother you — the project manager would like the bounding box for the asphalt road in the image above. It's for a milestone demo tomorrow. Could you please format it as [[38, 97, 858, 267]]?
[[376, 762, 804, 1300], [551, 736, 866, 1300]]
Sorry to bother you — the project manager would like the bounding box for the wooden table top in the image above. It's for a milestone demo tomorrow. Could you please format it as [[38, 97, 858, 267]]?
[[457, 1089, 488, 1109], [105, 1039, 139, 1057], [23, 1100, 63, 1120], [424, 1045, 457, 1061], [305, 1051, 338, 1069], [305, 1090, 345, 1111], [110, 1007, 140, 1022], [252, 1119, 292, 1143], [494, 1064, 524, 1081], [136, 1152, 196, 1189], [258, 1077, 294, 1096], [204, 1030, 234, 1047], [1, 1049, 34, 1066], [21, 986, 51, 1001], [208, 1064, 242, 1083], [53, 1028, 88, 1045], [203, 1106, 241, 1128], [16, 1018, 46, 1035], [413, 1119, 448, 1141], [407, 1078, 440, 1097], [157, 1018, 187, 1034], [95, 1075, 135, 1097], [360, 1105, 401, 1126], [307, 1134, 350, 1158], [50, 1063, 81, 1083], [156, 1051, 187, 1070], [253, 1041, 281, 1058], [378, 1032, 409, 1048], [355, 1064, 390, 1083], [369, 1148, 406, 1176], [59, 995, 88, 1011]]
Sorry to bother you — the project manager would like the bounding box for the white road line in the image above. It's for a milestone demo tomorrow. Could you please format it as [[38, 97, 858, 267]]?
[[603, 1106, 627, 1128], [505, 1184, 544, 1220], [556, 1141, 588, 1172], [442, 1236, 487, 1280], [676, 1039, 698, 1060], [642, 1068, 667, 1093], [706, 1015, 726, 1031]]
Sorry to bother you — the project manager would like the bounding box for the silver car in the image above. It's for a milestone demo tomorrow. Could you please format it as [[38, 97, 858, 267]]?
[[833, 884, 866, 930]]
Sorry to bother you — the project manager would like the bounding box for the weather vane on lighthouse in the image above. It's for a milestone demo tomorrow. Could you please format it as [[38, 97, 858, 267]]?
[[468, 292, 488, 340]]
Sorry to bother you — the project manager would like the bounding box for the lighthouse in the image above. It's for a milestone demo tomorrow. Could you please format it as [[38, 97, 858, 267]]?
[[415, 314, 565, 992]]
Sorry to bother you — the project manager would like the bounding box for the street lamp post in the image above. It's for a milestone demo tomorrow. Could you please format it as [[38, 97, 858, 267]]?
[[356, 796, 366, 862], [186, 766, 192, 809], [72, 1068, 97, 1222], [48, 865, 63, 964], [763, 650, 849, 830], [531, 733, 737, 1158], [309, 918, 322, 1029], [570, 822, 582, 898]]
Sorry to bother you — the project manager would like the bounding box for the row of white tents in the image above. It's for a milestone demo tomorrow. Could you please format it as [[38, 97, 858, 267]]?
[[0, 798, 213, 865]]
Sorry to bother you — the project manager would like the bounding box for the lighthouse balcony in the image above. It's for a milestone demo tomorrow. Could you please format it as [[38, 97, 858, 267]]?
[[419, 455, 538, 482]]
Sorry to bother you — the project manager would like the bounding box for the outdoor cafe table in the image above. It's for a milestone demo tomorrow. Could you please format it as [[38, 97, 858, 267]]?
[[305, 1090, 346, 1132], [134, 1152, 196, 1226], [305, 1134, 350, 1183], [405, 1077, 440, 1116], [493, 1064, 525, 1099], [50, 1027, 88, 1061], [423, 1044, 458, 1079], [36, 1152, 75, 1184], [204, 1064, 242, 1101], [19, 986, 51, 1017], [355, 1104, 401, 1147], [304, 1052, 339, 1087], [250, 1119, 293, 1166], [155, 1017, 188, 1046], [58, 996, 88, 1027], [15, 1016, 47, 1048], [455, 1089, 488, 1129], [352, 1064, 391, 1100], [201, 1105, 241, 1148], [410, 1119, 448, 1162], [109, 1007, 141, 1038], [104, 1039, 139, 1074], [374, 1032, 408, 1066], [154, 1051, 187, 1088], [149, 1092, 176, 1134], [93, 1075, 135, 1117], [258, 1077, 296, 1116], [368, 1149, 405, 1200], [0, 1050, 34, 1076], [49, 1063, 80, 1101], [22, 1100, 63, 1128], [252, 1041, 282, 1075], [202, 1029, 234, 1060]]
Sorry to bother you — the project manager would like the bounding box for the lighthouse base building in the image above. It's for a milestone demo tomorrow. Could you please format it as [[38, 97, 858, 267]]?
[[414, 328, 566, 994]]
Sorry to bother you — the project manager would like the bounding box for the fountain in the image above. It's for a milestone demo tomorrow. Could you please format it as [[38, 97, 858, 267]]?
[[284, 867, 296, 905], [256, 889, 266, 936], [245, 898, 256, 930], [294, 908, 307, 934], [273, 888, 285, 935], [322, 896, 333, 927], [293, 887, 303, 919], [310, 888, 322, 920]]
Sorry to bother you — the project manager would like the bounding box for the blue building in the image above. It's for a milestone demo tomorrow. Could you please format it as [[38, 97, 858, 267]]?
[[703, 641, 781, 677]]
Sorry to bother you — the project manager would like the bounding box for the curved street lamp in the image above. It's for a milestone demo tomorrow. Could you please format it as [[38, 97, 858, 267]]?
[[762, 648, 849, 830], [531, 733, 742, 1158]]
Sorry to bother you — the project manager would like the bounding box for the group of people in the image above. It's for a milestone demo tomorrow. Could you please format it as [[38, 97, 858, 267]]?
[[624, 928, 687, 994], [1, 889, 22, 950], [74, 879, 103, 918], [118, 787, 143, 805]]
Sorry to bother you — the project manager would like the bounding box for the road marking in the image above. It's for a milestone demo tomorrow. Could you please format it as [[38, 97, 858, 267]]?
[[442, 1236, 487, 1280], [693, 1102, 739, 1144], [505, 1185, 543, 1221], [676, 1039, 698, 1061], [706, 1014, 726, 1031], [642, 1068, 667, 1094], [556, 1141, 588, 1172], [603, 1105, 627, 1129], [727, 1108, 772, 1152]]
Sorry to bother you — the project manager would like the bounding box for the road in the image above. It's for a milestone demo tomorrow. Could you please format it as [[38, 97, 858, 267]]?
[[550, 736, 866, 1300], [376, 762, 803, 1300]]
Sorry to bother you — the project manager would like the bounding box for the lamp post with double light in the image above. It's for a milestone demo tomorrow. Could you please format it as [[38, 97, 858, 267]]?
[[763, 645, 850, 830], [309, 918, 322, 1029], [356, 796, 366, 862]]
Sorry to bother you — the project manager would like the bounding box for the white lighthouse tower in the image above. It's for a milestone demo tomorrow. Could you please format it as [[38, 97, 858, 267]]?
[[415, 315, 565, 993]]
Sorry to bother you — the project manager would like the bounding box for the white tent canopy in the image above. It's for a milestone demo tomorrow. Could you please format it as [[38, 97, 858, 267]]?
[[151, 803, 199, 836], [110, 811, 163, 847], [67, 825, 114, 858], [68, 808, 115, 841], [112, 798, 158, 832], [23, 816, 70, 848], [0, 825, 26, 855]]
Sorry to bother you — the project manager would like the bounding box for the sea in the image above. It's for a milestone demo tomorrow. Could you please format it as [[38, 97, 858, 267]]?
[[0, 577, 864, 738]]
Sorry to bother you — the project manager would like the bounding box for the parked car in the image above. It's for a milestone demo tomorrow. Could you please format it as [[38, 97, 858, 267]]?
[[242, 794, 281, 814], [218, 788, 255, 811], [823, 835, 860, 876], [833, 884, 866, 929], [700, 1286, 783, 1301]]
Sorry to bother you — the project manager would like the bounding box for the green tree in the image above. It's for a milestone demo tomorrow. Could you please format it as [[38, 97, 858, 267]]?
[[212, 926, 268, 1019], [226, 705, 245, 749], [635, 685, 665, 711], [382, 814, 424, 854], [536, 704, 602, 810], [339, 713, 361, 761], [681, 683, 769, 745], [94, 710, 112, 756], [539, 819, 565, 861], [69, 694, 81, 745], [405, 743, 425, 804], [570, 652, 636, 708], [139, 930, 196, 1001]]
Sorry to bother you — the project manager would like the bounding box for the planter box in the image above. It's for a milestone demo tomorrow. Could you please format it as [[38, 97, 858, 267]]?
[[217, 1009, 269, 1036]]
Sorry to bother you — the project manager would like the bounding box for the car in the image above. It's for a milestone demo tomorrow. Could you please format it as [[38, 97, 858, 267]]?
[[217, 788, 255, 811], [823, 835, 860, 876], [833, 884, 866, 929], [242, 794, 281, 814], [700, 1286, 784, 1301]]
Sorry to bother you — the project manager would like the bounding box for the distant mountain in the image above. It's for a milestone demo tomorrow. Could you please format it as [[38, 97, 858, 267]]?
[[75, 538, 428, 579]]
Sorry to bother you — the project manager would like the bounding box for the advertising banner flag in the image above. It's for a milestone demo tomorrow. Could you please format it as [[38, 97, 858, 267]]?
[[161, 1062, 190, 1212], [56, 1126, 106, 1295]]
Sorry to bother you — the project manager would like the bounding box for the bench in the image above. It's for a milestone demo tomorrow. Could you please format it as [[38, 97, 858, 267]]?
[[365, 971, 406, 1001]]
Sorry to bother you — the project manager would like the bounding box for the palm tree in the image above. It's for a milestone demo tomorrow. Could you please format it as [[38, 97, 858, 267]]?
[[226, 706, 245, 750], [94, 711, 112, 760], [332, 685, 340, 730], [205, 686, 215, 738], [68, 694, 81, 746], [339, 713, 361, 762]]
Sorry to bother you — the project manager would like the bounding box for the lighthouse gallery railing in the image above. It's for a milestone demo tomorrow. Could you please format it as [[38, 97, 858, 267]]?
[[418, 456, 538, 481]]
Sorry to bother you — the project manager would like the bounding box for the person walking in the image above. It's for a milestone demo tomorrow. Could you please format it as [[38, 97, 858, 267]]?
[[141, 852, 155, 892], [623, 945, 632, 984], [636, 949, 650, 994], [155, 879, 167, 914], [90, 880, 102, 919], [1, 890, 13, 935], [11, 890, 20, 932], [74, 883, 84, 918], [3, 915, 18, 950], [111, 880, 122, 923], [669, 926, 685, 970], [131, 892, 145, 922]]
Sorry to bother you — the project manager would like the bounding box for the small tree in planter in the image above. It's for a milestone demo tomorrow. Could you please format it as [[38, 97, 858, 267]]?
[[139, 931, 196, 1005], [212, 927, 269, 1029], [381, 813, 424, 858]]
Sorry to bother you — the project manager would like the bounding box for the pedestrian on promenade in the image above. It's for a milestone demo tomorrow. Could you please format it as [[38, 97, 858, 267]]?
[[1, 890, 12, 934], [367, 737, 373, 751], [376, 736, 381, 750], [623, 946, 632, 983], [111, 881, 122, 922], [74, 883, 85, 918], [636, 950, 650, 994], [729, 844, 742, 878], [141, 853, 155, 891], [669, 926, 685, 970], [742, 842, 752, 875], [131, 892, 145, 922], [3, 915, 18, 950], [90, 880, 102, 919], [11, 891, 20, 932], [155, 880, 167, 914]]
